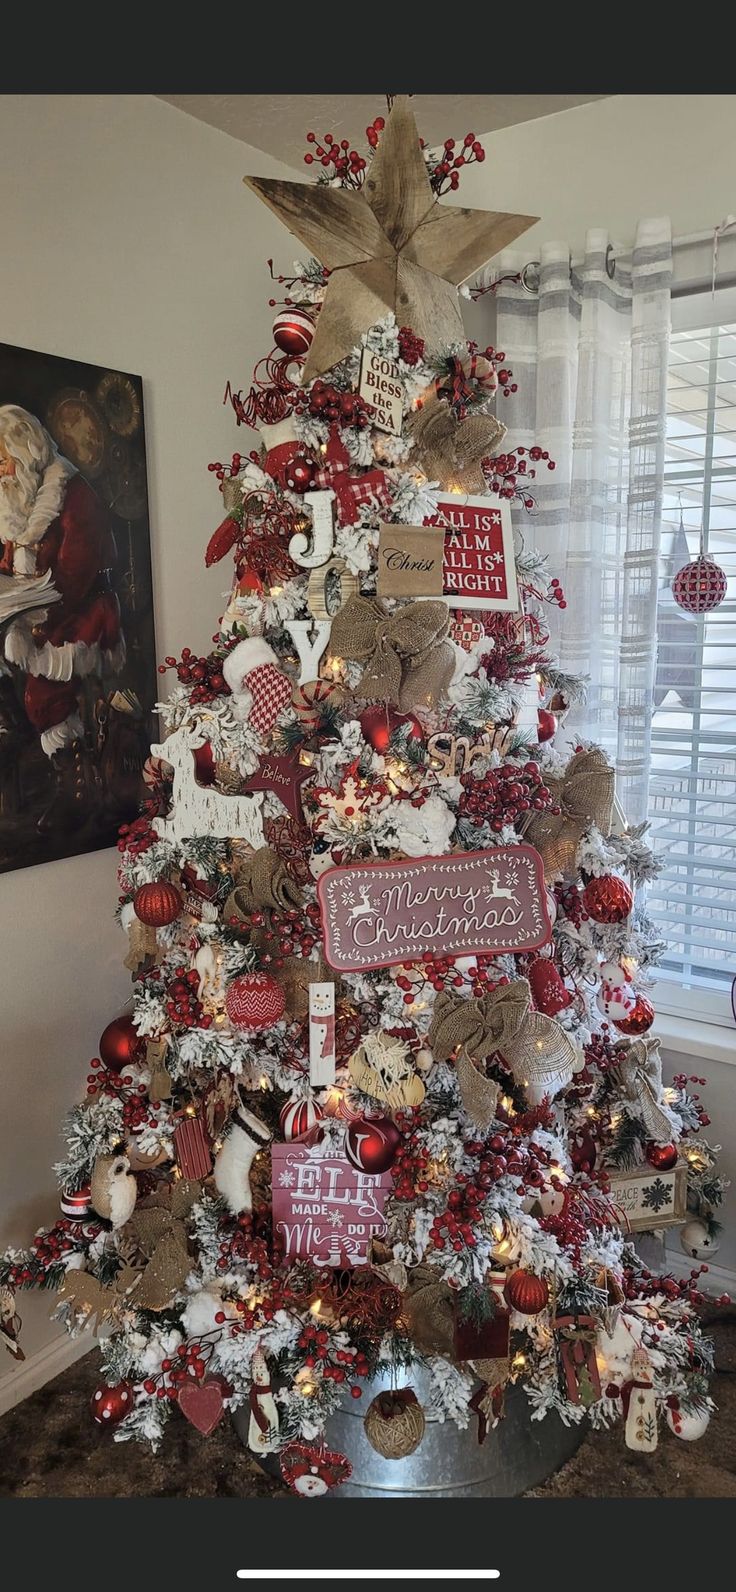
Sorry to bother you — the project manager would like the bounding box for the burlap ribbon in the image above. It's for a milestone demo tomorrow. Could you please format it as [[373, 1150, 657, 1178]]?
[[428, 979, 577, 1121], [224, 845, 304, 922], [116, 1181, 200, 1313], [615, 1037, 672, 1144], [400, 1265, 455, 1357], [524, 748, 615, 878], [408, 395, 506, 493], [329, 594, 455, 712]]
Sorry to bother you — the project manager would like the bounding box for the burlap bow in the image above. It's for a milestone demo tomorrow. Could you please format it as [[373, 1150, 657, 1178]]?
[[400, 1265, 456, 1357], [329, 594, 455, 712], [524, 748, 615, 878], [428, 979, 577, 1124], [224, 845, 304, 922], [615, 1037, 672, 1145], [408, 395, 506, 494]]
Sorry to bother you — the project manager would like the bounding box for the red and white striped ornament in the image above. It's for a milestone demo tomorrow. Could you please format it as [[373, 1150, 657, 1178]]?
[[225, 971, 286, 1030], [173, 1110, 213, 1179], [273, 307, 315, 358], [672, 554, 727, 614], [60, 1185, 92, 1219], [279, 1093, 325, 1141]]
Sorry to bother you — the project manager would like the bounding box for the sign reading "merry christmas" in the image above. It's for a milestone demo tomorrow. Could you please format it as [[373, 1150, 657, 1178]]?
[[426, 492, 519, 611], [318, 845, 551, 972]]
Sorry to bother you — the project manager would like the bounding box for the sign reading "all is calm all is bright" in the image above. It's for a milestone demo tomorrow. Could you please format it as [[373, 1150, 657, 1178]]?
[[427, 493, 520, 611]]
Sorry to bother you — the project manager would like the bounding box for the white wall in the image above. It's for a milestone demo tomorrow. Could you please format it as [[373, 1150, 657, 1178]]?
[[0, 94, 295, 1405], [461, 94, 736, 255]]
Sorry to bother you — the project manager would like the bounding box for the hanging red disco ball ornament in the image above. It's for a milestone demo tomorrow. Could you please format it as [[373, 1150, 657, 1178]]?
[[133, 879, 183, 927], [225, 971, 286, 1031], [345, 1115, 403, 1174], [672, 554, 727, 614], [582, 874, 633, 924], [90, 1380, 133, 1428], [99, 1015, 141, 1074], [273, 307, 315, 357], [504, 1268, 550, 1316], [613, 994, 655, 1035]]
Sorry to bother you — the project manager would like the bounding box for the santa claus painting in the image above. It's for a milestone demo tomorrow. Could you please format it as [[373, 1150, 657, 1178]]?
[[0, 346, 156, 872]]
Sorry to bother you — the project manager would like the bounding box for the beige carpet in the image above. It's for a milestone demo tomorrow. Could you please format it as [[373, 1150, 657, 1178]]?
[[1, 1313, 734, 1499]]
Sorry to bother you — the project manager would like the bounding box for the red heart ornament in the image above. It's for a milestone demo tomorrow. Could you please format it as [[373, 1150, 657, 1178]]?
[[178, 1376, 229, 1436]]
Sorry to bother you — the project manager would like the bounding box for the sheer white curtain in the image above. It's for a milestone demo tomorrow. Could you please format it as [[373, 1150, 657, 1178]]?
[[492, 221, 672, 821]]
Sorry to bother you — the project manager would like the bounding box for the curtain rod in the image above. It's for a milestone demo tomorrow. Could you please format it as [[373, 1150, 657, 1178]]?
[[518, 228, 736, 297]]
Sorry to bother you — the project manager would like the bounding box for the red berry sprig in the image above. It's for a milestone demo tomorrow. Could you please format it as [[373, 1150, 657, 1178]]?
[[159, 646, 230, 705], [304, 131, 367, 188], [117, 817, 157, 856], [165, 966, 210, 1031], [459, 760, 559, 832], [300, 380, 372, 429], [428, 133, 486, 195], [398, 327, 425, 365]]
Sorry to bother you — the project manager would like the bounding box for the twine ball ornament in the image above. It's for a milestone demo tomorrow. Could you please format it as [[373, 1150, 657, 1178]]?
[[363, 1388, 426, 1459], [504, 1268, 550, 1315], [272, 307, 315, 357], [133, 880, 183, 927], [279, 1093, 324, 1141], [672, 554, 727, 614], [582, 874, 633, 924], [613, 993, 655, 1036], [225, 971, 286, 1030]]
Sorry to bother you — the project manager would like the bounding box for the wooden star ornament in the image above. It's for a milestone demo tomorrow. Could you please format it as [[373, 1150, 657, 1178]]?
[[244, 96, 538, 382]]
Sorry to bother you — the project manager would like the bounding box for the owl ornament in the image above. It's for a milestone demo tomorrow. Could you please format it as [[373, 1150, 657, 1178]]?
[[89, 1153, 137, 1228]]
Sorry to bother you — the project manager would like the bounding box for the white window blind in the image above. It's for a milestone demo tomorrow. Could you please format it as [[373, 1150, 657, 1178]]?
[[647, 316, 736, 1002]]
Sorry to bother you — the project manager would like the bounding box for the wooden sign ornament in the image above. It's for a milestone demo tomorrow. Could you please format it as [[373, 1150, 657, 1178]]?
[[359, 347, 403, 435], [243, 96, 538, 382], [376, 524, 444, 599], [427, 494, 520, 612], [309, 982, 336, 1087], [318, 845, 551, 972]]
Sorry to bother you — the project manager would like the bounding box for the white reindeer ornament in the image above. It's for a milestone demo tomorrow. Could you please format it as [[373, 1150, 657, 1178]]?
[[150, 725, 265, 848]]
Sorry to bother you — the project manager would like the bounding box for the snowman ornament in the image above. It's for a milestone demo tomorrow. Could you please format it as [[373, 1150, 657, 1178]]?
[[597, 960, 638, 1023]]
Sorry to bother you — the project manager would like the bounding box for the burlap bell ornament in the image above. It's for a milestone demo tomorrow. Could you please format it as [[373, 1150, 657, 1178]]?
[[428, 979, 577, 1123], [408, 394, 506, 494], [523, 748, 615, 878], [615, 1037, 673, 1144], [363, 1388, 426, 1458], [329, 594, 455, 712], [224, 845, 304, 922]]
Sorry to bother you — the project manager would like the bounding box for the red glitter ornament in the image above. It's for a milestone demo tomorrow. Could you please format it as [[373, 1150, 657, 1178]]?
[[646, 1141, 678, 1171], [345, 1115, 403, 1174], [582, 874, 633, 924], [225, 972, 286, 1031], [99, 1015, 141, 1074], [272, 307, 314, 357], [133, 880, 183, 927], [90, 1380, 133, 1428], [504, 1268, 550, 1315], [672, 554, 727, 614], [613, 994, 655, 1036], [359, 704, 422, 754]]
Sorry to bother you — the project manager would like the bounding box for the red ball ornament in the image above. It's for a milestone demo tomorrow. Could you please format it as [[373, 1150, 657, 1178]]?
[[672, 554, 727, 614], [504, 1268, 550, 1315], [345, 1115, 403, 1174], [613, 994, 655, 1035], [133, 879, 183, 927], [90, 1380, 133, 1428], [359, 705, 423, 755], [536, 708, 558, 744], [284, 453, 316, 494], [528, 956, 572, 1017], [272, 307, 315, 357], [279, 1093, 324, 1141], [646, 1141, 678, 1170], [582, 874, 633, 924], [225, 972, 286, 1031], [99, 1015, 141, 1074]]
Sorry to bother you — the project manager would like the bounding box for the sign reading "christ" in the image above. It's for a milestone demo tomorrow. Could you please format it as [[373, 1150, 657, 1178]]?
[[426, 493, 519, 612], [318, 846, 551, 972]]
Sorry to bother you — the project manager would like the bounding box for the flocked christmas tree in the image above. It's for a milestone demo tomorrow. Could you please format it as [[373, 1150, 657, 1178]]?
[[1, 98, 729, 1485]]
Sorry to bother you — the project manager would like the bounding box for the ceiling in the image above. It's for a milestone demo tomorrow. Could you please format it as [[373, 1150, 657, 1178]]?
[[158, 94, 608, 168]]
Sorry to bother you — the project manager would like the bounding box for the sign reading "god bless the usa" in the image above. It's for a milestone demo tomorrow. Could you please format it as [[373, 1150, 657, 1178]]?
[[426, 492, 520, 612], [318, 846, 551, 973]]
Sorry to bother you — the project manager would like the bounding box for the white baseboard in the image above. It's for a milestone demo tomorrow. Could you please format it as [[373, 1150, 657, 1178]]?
[[0, 1329, 93, 1418]]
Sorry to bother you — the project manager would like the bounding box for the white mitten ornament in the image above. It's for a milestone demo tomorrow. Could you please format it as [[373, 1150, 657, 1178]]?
[[222, 638, 291, 734]]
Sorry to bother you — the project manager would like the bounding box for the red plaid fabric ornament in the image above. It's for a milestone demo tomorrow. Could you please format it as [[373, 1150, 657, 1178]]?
[[246, 663, 293, 734], [314, 425, 391, 526], [672, 553, 727, 614], [450, 614, 484, 652]]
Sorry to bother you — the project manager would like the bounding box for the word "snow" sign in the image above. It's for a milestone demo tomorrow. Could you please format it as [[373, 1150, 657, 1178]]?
[[318, 845, 551, 972]]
